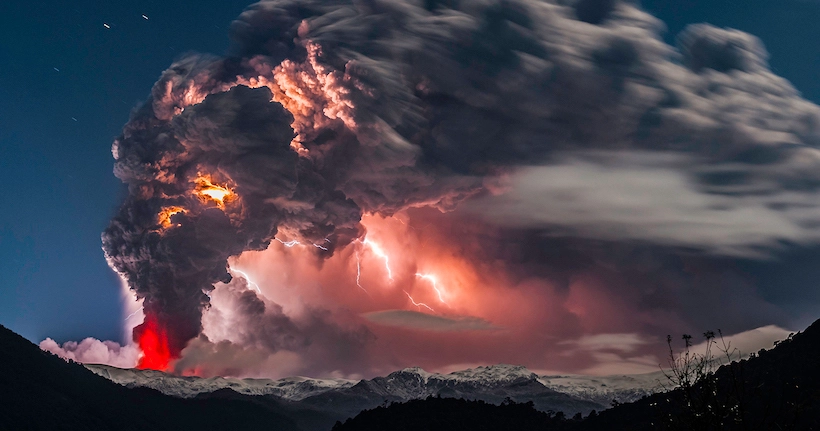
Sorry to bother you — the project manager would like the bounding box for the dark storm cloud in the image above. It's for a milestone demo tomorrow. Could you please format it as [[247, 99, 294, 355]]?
[[103, 83, 362, 355], [103, 0, 820, 358]]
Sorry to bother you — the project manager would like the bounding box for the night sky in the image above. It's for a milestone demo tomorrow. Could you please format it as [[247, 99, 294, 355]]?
[[1, 0, 252, 342], [2, 0, 820, 377]]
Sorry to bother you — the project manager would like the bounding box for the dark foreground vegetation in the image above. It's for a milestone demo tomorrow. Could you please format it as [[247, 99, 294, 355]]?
[[331, 397, 580, 431], [336, 319, 820, 431], [582, 318, 820, 430]]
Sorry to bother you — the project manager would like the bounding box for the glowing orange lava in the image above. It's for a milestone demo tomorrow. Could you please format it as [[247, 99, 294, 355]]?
[[136, 316, 172, 371], [193, 175, 235, 209], [157, 206, 187, 228]]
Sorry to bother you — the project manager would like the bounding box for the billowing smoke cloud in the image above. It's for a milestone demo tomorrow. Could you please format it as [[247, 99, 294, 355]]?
[[40, 338, 140, 369], [103, 77, 364, 360], [174, 276, 373, 377], [101, 0, 820, 374]]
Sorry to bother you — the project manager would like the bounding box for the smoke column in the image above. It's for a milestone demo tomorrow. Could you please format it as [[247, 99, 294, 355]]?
[[102, 0, 820, 370]]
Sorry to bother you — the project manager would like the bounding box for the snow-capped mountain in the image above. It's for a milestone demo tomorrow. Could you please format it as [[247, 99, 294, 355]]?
[[538, 372, 665, 406], [86, 363, 662, 412], [86, 364, 356, 400]]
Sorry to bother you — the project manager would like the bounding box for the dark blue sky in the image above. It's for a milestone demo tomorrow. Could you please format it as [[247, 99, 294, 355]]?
[[1, 0, 819, 344]]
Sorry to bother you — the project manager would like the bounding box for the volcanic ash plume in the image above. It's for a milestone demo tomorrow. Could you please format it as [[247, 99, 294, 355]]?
[[102, 0, 820, 372]]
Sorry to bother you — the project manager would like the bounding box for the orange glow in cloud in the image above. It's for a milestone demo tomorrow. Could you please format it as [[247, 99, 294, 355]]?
[[155, 40, 358, 159], [157, 206, 187, 229], [193, 175, 235, 209], [219, 211, 575, 375], [230, 213, 509, 322], [204, 209, 672, 377]]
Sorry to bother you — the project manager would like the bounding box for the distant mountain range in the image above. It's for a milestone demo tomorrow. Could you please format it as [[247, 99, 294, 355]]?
[[86, 363, 662, 412]]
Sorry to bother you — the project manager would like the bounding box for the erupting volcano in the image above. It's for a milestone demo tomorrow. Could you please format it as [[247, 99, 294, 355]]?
[[91, 0, 820, 379], [135, 315, 173, 371]]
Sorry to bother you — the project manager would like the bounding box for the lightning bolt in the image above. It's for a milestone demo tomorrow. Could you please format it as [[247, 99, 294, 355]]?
[[361, 237, 393, 281], [124, 307, 143, 322], [404, 290, 434, 312], [230, 267, 262, 294], [275, 238, 301, 247], [415, 273, 449, 305], [355, 250, 368, 294], [276, 237, 329, 251]]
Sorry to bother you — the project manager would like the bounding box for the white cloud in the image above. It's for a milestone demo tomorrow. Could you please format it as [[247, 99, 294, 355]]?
[[686, 324, 794, 357], [469, 151, 820, 258], [562, 324, 794, 376], [40, 337, 140, 369]]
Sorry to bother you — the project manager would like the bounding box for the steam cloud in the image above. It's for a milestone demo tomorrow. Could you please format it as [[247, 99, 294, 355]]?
[[40, 338, 140, 369], [101, 0, 820, 372]]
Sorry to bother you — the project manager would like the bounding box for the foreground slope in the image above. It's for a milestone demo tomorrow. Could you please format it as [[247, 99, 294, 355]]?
[[333, 397, 574, 431], [0, 325, 299, 431]]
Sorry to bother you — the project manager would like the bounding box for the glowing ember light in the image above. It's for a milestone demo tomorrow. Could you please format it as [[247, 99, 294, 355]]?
[[361, 238, 393, 281], [230, 267, 262, 294], [415, 273, 449, 305], [193, 175, 234, 209], [136, 316, 172, 371], [313, 243, 328, 251], [157, 206, 186, 228], [404, 290, 435, 312]]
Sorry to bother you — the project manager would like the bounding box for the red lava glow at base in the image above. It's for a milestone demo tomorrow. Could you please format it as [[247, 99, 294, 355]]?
[[136, 317, 173, 371]]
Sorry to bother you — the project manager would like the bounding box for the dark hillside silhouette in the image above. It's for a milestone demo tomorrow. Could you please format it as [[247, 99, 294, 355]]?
[[583, 318, 820, 430], [0, 324, 300, 431], [332, 397, 575, 431]]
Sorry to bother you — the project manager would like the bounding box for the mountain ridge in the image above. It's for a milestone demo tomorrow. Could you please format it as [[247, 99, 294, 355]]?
[[86, 362, 661, 408]]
